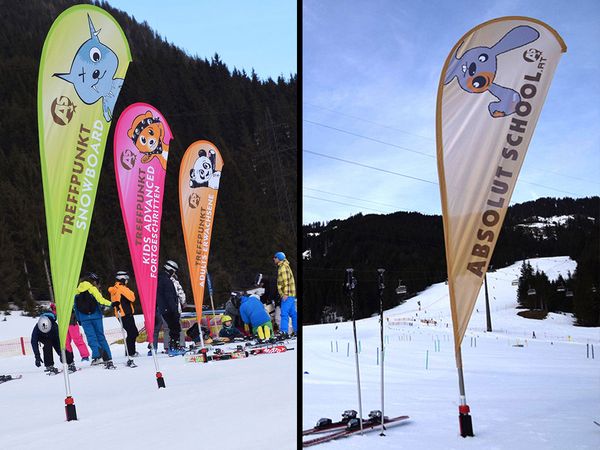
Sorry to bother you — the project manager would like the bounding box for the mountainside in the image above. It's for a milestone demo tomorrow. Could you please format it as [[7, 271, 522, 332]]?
[[302, 257, 600, 450], [0, 0, 297, 310], [303, 196, 599, 325]]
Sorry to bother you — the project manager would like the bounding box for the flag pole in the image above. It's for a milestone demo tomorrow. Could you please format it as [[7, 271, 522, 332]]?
[[60, 347, 77, 420], [151, 346, 165, 388], [455, 345, 473, 437], [207, 272, 218, 336]]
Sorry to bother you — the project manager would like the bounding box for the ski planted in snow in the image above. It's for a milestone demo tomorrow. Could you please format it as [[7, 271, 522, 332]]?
[[302, 411, 409, 447]]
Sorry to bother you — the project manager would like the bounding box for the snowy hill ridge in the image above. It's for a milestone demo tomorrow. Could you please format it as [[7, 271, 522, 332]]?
[[383, 256, 596, 345]]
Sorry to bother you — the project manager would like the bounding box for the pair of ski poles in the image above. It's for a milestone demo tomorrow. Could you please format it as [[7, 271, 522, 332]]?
[[345, 268, 387, 436]]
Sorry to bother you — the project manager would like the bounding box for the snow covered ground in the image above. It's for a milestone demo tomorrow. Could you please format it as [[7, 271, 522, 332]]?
[[303, 256, 600, 449], [0, 315, 297, 450]]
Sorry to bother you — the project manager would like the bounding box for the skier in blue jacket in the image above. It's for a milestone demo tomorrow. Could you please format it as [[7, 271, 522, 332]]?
[[74, 272, 115, 369], [239, 294, 273, 340]]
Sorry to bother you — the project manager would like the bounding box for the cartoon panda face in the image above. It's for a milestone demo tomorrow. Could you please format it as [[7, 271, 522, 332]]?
[[190, 155, 213, 184]]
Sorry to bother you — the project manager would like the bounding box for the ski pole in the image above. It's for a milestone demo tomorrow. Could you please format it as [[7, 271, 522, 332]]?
[[346, 268, 363, 433], [114, 307, 133, 365], [377, 268, 385, 436]]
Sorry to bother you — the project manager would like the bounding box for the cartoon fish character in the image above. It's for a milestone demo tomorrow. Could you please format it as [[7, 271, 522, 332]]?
[[54, 14, 123, 122]]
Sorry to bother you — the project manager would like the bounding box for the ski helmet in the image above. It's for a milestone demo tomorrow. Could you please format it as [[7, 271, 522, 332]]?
[[86, 272, 100, 283], [274, 252, 285, 261], [164, 260, 179, 273], [37, 315, 52, 333], [115, 271, 129, 282], [221, 315, 233, 325]]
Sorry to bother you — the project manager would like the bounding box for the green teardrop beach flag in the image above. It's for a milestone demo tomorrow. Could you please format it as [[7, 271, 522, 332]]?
[[38, 4, 131, 346]]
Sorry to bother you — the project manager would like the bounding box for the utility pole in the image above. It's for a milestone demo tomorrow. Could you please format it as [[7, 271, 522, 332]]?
[[484, 271, 492, 332], [264, 108, 296, 236]]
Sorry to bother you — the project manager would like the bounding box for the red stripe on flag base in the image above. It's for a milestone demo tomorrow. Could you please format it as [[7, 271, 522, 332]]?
[[64, 396, 77, 421], [459, 405, 474, 437], [156, 372, 166, 389]]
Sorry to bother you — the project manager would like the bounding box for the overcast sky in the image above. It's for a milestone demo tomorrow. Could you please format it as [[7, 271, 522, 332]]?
[[303, 0, 600, 224], [106, 0, 297, 81]]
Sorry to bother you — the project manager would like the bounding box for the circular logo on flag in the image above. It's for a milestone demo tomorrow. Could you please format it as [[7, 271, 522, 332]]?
[[523, 48, 543, 62], [50, 96, 76, 125], [188, 193, 201, 209], [120, 148, 137, 171]]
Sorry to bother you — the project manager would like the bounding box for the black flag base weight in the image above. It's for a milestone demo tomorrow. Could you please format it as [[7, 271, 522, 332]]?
[[459, 405, 474, 437], [65, 396, 77, 421], [156, 372, 166, 388]]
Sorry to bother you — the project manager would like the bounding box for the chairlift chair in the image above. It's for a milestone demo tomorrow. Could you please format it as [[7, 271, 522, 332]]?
[[395, 279, 407, 295], [565, 290, 574, 298], [527, 288, 536, 296]]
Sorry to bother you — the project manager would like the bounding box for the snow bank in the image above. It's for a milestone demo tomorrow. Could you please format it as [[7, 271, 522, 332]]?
[[303, 256, 600, 449]]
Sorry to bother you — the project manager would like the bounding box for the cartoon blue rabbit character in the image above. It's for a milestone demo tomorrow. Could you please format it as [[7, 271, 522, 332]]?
[[443, 25, 540, 117], [54, 15, 123, 122]]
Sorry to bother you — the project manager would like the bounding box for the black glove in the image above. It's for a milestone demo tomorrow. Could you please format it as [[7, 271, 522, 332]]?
[[35, 357, 42, 367], [111, 301, 120, 309]]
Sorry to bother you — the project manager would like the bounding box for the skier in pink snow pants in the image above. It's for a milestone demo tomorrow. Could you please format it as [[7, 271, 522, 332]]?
[[51, 302, 90, 361]]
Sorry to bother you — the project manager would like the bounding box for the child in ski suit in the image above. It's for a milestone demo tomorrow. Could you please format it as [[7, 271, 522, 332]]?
[[74, 272, 114, 368], [239, 294, 273, 340], [31, 312, 75, 373], [108, 271, 139, 357], [218, 315, 243, 340], [274, 251, 297, 335], [50, 302, 90, 361]]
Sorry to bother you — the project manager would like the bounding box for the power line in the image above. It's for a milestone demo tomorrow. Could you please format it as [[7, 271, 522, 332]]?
[[304, 119, 435, 158], [303, 195, 392, 214], [304, 187, 401, 209], [304, 102, 435, 142], [304, 149, 439, 185], [304, 149, 584, 197], [305, 115, 597, 186]]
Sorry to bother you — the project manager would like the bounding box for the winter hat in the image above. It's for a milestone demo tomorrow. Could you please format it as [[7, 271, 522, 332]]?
[[164, 260, 179, 272], [274, 252, 285, 261], [86, 272, 100, 283]]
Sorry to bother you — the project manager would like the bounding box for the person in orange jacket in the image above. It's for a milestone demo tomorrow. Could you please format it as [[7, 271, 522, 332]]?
[[108, 271, 139, 359]]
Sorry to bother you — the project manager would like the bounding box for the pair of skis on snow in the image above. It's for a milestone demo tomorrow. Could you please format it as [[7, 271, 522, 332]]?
[[183, 344, 293, 363], [0, 374, 22, 384], [302, 410, 409, 447]]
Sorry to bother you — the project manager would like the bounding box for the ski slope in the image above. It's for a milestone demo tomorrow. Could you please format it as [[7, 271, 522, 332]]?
[[303, 256, 600, 449], [0, 315, 297, 450]]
